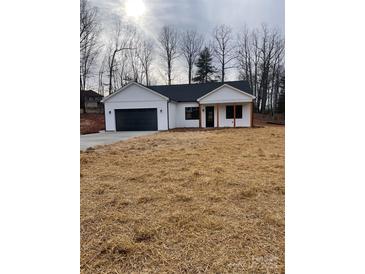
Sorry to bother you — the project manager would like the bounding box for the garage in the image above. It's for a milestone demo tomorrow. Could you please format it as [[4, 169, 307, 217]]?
[[102, 82, 168, 131], [115, 108, 158, 131]]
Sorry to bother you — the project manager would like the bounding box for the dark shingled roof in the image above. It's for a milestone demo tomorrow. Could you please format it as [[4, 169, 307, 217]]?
[[148, 81, 252, 102], [80, 90, 103, 98]]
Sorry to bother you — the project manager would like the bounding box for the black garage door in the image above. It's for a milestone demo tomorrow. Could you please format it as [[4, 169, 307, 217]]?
[[115, 108, 157, 131]]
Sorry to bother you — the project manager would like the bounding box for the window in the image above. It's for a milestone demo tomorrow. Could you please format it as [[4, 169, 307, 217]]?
[[185, 107, 199, 120], [236, 105, 242, 118], [226, 106, 233, 119], [226, 105, 243, 119]]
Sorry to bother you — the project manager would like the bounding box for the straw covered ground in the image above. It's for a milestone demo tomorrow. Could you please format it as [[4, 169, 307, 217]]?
[[80, 126, 284, 273]]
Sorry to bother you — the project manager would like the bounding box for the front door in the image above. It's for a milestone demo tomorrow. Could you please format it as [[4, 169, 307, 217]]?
[[205, 106, 214, 128]]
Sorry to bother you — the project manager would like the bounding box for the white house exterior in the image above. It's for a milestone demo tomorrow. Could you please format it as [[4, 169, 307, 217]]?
[[101, 81, 255, 131]]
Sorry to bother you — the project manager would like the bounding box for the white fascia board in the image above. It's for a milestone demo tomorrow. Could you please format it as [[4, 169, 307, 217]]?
[[200, 99, 253, 104]]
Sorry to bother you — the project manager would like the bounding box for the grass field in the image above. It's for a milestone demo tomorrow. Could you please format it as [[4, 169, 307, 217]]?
[[80, 126, 284, 273]]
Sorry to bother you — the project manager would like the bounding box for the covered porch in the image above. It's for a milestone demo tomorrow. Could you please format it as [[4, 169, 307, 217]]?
[[196, 84, 256, 128], [198, 102, 254, 128]]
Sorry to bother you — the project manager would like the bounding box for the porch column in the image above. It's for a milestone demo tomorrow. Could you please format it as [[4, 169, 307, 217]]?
[[216, 104, 219, 128], [199, 103, 201, 128], [233, 104, 236, 128]]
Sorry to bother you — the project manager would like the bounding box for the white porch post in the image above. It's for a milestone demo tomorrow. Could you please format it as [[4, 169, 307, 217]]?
[[250, 101, 254, 127]]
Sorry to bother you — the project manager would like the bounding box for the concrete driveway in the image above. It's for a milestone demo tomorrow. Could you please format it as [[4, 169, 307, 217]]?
[[80, 131, 157, 151]]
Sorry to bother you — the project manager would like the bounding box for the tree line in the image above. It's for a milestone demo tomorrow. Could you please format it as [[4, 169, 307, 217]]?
[[80, 0, 285, 113]]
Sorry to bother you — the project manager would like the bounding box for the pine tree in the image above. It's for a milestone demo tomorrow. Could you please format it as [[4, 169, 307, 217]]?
[[192, 47, 217, 83]]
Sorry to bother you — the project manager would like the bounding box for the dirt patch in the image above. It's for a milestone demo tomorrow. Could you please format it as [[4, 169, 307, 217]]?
[[80, 113, 105, 134], [81, 127, 285, 273], [254, 113, 285, 126]]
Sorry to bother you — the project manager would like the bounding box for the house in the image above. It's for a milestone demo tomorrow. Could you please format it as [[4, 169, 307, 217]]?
[[101, 81, 255, 131], [80, 90, 104, 114]]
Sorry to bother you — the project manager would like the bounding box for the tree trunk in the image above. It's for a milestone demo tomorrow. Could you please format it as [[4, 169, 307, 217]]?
[[109, 50, 117, 94], [80, 75, 84, 91], [221, 52, 225, 82], [168, 61, 171, 85], [145, 69, 150, 86], [188, 65, 192, 84]]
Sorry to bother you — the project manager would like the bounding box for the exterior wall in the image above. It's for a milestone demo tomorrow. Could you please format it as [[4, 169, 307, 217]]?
[[103, 83, 254, 131], [175, 102, 199, 128], [198, 85, 253, 128], [168, 101, 177, 129], [199, 85, 253, 104], [200, 103, 251, 128], [217, 103, 251, 127], [103, 84, 168, 131]]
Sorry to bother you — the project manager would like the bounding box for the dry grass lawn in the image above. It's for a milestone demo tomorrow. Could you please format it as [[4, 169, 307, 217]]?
[[80, 126, 284, 273]]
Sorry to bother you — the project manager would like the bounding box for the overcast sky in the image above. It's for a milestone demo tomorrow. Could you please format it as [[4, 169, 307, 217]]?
[[89, 0, 285, 85]]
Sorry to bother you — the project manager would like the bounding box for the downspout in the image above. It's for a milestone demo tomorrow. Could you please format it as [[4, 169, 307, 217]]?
[[198, 102, 201, 128], [102, 102, 106, 132], [167, 100, 170, 130], [251, 101, 254, 127]]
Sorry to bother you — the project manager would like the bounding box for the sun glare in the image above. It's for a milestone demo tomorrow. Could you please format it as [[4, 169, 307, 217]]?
[[125, 0, 146, 18]]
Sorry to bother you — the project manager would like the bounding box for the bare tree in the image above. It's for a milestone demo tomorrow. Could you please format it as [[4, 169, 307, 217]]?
[[237, 26, 261, 103], [258, 24, 278, 112], [106, 21, 135, 94], [158, 26, 179, 85], [269, 38, 285, 115], [212, 24, 236, 82], [180, 30, 204, 84], [237, 26, 253, 90], [251, 29, 261, 107], [137, 39, 154, 86], [80, 0, 100, 91], [127, 33, 146, 84], [98, 55, 108, 96], [114, 48, 129, 88], [237, 25, 284, 113]]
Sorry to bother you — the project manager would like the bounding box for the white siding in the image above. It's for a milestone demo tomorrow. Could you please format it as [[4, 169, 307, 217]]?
[[103, 83, 253, 131], [217, 103, 251, 127], [103, 84, 168, 131], [198, 85, 253, 128], [199, 85, 253, 104], [168, 101, 177, 129], [200, 103, 251, 128], [175, 102, 199, 128]]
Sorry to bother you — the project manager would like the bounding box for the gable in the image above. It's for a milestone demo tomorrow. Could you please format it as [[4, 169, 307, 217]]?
[[198, 85, 255, 104], [102, 82, 168, 103]]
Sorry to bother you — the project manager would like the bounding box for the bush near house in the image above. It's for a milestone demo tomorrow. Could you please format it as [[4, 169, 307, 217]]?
[[80, 113, 105, 134]]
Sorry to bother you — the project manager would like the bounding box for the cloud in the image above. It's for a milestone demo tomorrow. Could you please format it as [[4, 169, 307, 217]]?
[[89, 0, 284, 85]]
